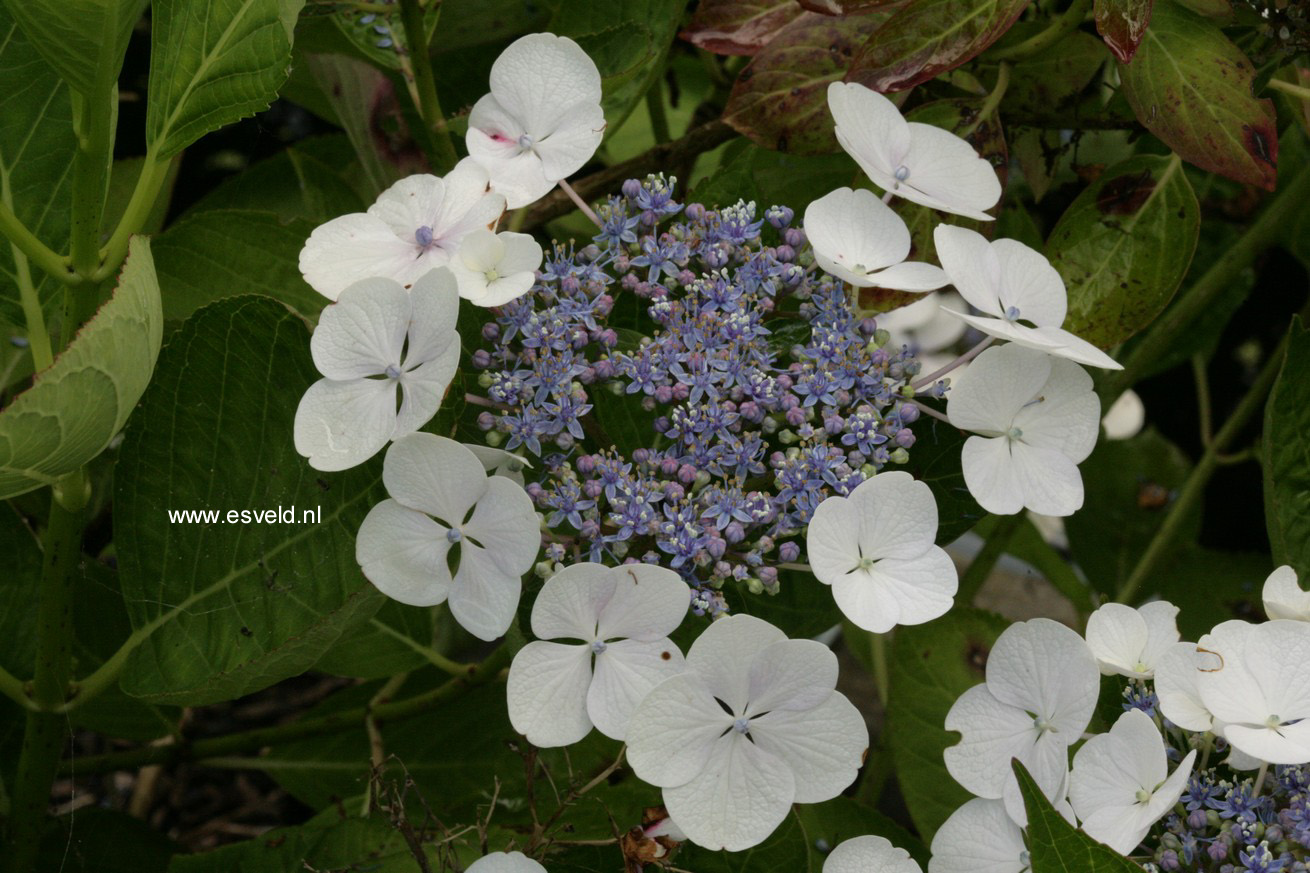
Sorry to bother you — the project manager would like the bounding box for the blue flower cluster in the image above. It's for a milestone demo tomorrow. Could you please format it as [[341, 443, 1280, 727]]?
[[471, 176, 925, 609]]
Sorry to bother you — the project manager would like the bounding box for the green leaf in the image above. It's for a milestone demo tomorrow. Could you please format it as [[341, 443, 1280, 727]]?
[[38, 807, 176, 873], [1001, 30, 1108, 123], [794, 797, 928, 867], [1045, 155, 1199, 349], [0, 237, 162, 499], [146, 0, 306, 159], [1014, 760, 1146, 872], [1093, 0, 1154, 62], [724, 9, 898, 154], [1118, 2, 1277, 190], [152, 209, 327, 324], [168, 813, 434, 872], [0, 502, 41, 678], [312, 599, 437, 679], [682, 0, 804, 55], [731, 567, 842, 638], [886, 607, 1008, 841], [184, 140, 365, 223], [589, 386, 661, 458], [0, 0, 144, 96], [849, 0, 1032, 92], [1263, 315, 1310, 579], [114, 295, 387, 705], [300, 52, 406, 197], [0, 6, 74, 327]]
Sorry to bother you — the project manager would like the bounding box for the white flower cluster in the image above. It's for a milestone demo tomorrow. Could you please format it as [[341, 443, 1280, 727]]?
[[930, 566, 1310, 868]]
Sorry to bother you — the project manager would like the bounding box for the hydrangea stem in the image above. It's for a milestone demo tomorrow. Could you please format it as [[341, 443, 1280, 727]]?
[[1268, 77, 1310, 102], [990, 0, 1092, 61], [13, 247, 54, 373], [0, 201, 76, 286], [869, 632, 890, 708], [556, 179, 603, 227], [397, 0, 459, 174], [94, 152, 172, 282], [68, 88, 115, 278], [910, 336, 995, 391]]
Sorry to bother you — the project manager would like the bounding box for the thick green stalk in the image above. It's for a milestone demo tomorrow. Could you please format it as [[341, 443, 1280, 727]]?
[[92, 152, 170, 283], [68, 89, 116, 278], [398, 0, 458, 174], [0, 203, 76, 286], [4, 470, 88, 871], [12, 247, 53, 373]]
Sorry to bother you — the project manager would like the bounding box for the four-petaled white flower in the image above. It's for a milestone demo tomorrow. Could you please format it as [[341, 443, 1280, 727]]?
[[465, 852, 546, 873], [449, 229, 543, 307], [804, 188, 949, 291], [824, 835, 922, 873], [1263, 565, 1310, 622], [1085, 601, 1180, 679], [507, 562, 690, 747], [828, 82, 1001, 221], [807, 471, 957, 633], [626, 614, 868, 851], [932, 226, 1122, 371], [294, 269, 459, 472], [929, 798, 1030, 873], [299, 159, 506, 300], [947, 344, 1100, 517], [355, 433, 540, 641], [1193, 619, 1310, 764], [944, 618, 1098, 825], [466, 33, 606, 208], [1068, 709, 1197, 855], [877, 290, 968, 375]]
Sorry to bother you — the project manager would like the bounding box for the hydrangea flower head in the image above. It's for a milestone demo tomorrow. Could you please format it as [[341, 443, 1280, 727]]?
[[466, 32, 605, 208], [507, 562, 689, 746], [626, 614, 868, 851], [803, 187, 948, 290], [1085, 600, 1181, 679], [1263, 565, 1310, 622], [824, 835, 922, 873], [293, 269, 459, 471]]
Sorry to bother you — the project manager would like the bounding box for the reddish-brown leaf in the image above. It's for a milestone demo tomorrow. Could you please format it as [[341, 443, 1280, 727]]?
[[680, 0, 804, 56], [1094, 0, 1155, 62], [1118, 2, 1277, 189], [723, 8, 902, 153], [797, 0, 904, 13], [847, 0, 1032, 93]]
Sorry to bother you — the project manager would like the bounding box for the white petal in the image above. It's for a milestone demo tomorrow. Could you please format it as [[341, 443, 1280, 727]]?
[[395, 354, 458, 437], [627, 674, 732, 788], [807, 490, 865, 587], [466, 852, 546, 873], [293, 377, 397, 472], [382, 433, 486, 524], [1102, 389, 1145, 440], [943, 684, 1037, 799], [467, 445, 532, 484], [498, 231, 545, 274], [663, 733, 795, 851], [1025, 325, 1124, 370], [1194, 620, 1269, 728], [1223, 721, 1310, 765], [1000, 730, 1071, 828], [825, 835, 922, 873], [429, 159, 507, 253], [1078, 803, 1152, 856], [685, 614, 786, 714], [901, 122, 1002, 221], [531, 562, 615, 641], [933, 225, 1002, 317], [533, 99, 606, 181], [462, 477, 541, 578], [1011, 357, 1099, 464], [804, 187, 911, 284], [1008, 440, 1086, 517], [1145, 748, 1197, 823], [852, 470, 940, 560], [828, 82, 910, 193], [1154, 642, 1213, 732], [449, 542, 523, 641], [929, 798, 1028, 873], [458, 228, 505, 271], [1137, 601, 1182, 673], [595, 564, 690, 641], [1068, 710, 1164, 822], [588, 638, 686, 740], [987, 618, 1099, 736], [298, 212, 420, 301], [1085, 603, 1150, 677], [944, 311, 1069, 354], [960, 436, 1027, 517], [506, 641, 594, 747], [947, 344, 1052, 435], [311, 277, 409, 379], [862, 261, 950, 292], [404, 268, 461, 364], [991, 239, 1067, 327], [356, 499, 452, 606], [467, 143, 554, 209], [368, 173, 448, 238], [833, 548, 957, 633], [750, 692, 868, 803], [1264, 565, 1310, 621], [487, 33, 602, 138], [1240, 619, 1310, 721], [746, 639, 839, 714]]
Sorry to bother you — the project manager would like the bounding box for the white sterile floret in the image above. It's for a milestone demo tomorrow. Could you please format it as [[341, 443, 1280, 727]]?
[[929, 798, 1030, 873], [465, 852, 546, 873], [824, 835, 922, 873], [1153, 641, 1214, 732], [1085, 601, 1180, 679], [466, 33, 605, 208], [803, 188, 948, 291], [947, 344, 1101, 517], [877, 291, 968, 374], [1263, 565, 1310, 621], [944, 618, 1098, 826], [626, 614, 868, 851], [1102, 389, 1145, 440], [507, 562, 690, 747], [294, 269, 459, 472], [300, 159, 506, 300], [807, 471, 958, 633], [933, 225, 1122, 371], [827, 82, 1001, 221], [356, 433, 539, 641], [449, 229, 543, 307], [1069, 709, 1197, 856], [1193, 619, 1310, 764]]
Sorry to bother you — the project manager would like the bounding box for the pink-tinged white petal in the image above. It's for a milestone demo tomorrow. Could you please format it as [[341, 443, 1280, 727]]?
[[750, 692, 868, 803], [900, 122, 1001, 221], [991, 238, 1067, 327], [1264, 565, 1310, 621], [987, 618, 1099, 735], [449, 542, 524, 641], [382, 433, 486, 523], [834, 548, 958, 633], [929, 798, 1028, 873], [804, 187, 912, 287], [486, 33, 602, 137], [465, 851, 546, 873], [1011, 357, 1099, 463], [746, 639, 838, 714], [1154, 642, 1213, 732], [356, 499, 452, 606], [466, 131, 555, 208], [829, 82, 911, 194], [595, 564, 690, 641], [943, 684, 1039, 799], [299, 212, 423, 301], [662, 733, 795, 851], [627, 673, 733, 788], [293, 377, 397, 472], [530, 562, 614, 641], [311, 277, 409, 379], [685, 614, 786, 714], [948, 344, 1053, 435], [588, 638, 686, 740], [824, 835, 922, 873], [506, 640, 594, 746]]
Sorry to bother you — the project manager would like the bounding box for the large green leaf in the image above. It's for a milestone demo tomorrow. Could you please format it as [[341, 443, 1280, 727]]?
[[1001, 30, 1107, 123], [147, 0, 306, 159], [0, 237, 162, 499], [849, 0, 1031, 92], [114, 295, 387, 704], [1093, 0, 1154, 62], [184, 140, 365, 223], [0, 0, 144, 96], [0, 6, 74, 327], [1014, 760, 1146, 872], [682, 0, 804, 55], [886, 607, 1009, 841], [1045, 155, 1199, 349], [1263, 316, 1310, 579], [38, 807, 176, 873], [1118, 2, 1277, 189]]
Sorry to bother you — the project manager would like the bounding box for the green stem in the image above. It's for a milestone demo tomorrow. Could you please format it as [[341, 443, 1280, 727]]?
[[62, 645, 510, 776], [13, 246, 54, 373], [1268, 77, 1310, 102], [990, 0, 1092, 60], [1192, 354, 1213, 446], [366, 617, 476, 677], [960, 62, 1010, 139], [93, 153, 171, 283], [646, 78, 671, 145], [0, 666, 34, 712], [1102, 162, 1310, 407], [0, 203, 77, 286], [1115, 340, 1285, 604], [956, 514, 1024, 605], [4, 470, 88, 870], [869, 632, 890, 709], [398, 0, 458, 174], [68, 88, 116, 278]]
